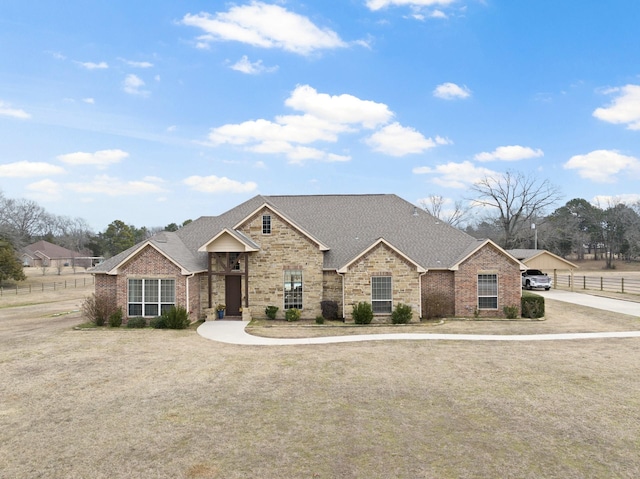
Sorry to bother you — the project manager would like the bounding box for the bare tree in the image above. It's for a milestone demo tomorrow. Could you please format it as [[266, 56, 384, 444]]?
[[468, 171, 563, 249], [419, 194, 470, 228]]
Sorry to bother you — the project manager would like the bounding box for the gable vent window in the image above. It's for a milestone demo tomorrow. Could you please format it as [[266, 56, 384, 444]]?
[[262, 214, 271, 235]]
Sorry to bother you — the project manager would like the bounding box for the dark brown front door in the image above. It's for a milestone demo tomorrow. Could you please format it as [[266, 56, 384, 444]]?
[[225, 275, 242, 316]]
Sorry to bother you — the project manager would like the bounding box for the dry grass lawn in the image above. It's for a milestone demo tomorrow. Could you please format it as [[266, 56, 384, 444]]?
[[1, 277, 640, 478]]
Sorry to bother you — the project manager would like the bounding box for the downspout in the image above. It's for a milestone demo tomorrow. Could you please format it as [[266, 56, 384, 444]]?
[[338, 271, 346, 321], [418, 271, 426, 319], [185, 272, 195, 316]]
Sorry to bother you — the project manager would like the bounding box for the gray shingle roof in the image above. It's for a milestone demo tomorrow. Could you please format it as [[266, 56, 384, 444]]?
[[92, 194, 482, 274]]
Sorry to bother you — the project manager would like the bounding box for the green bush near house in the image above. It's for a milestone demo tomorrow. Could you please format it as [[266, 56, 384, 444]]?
[[108, 308, 123, 327], [285, 308, 301, 322], [265, 305, 279, 320], [126, 317, 147, 328], [352, 302, 373, 325], [521, 292, 545, 319], [391, 303, 412, 324], [149, 316, 167, 329], [162, 306, 190, 329], [503, 305, 520, 319], [315, 315, 325, 325]]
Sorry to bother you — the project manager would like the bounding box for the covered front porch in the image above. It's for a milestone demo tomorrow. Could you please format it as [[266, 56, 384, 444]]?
[[198, 229, 259, 321]]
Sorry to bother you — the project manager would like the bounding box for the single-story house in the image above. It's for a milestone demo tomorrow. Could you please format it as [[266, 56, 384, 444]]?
[[21, 240, 94, 269], [91, 194, 526, 322], [507, 249, 578, 290]]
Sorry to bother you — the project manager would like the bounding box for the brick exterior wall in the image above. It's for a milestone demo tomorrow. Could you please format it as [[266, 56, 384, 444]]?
[[95, 245, 195, 320], [422, 270, 455, 318], [322, 271, 343, 317], [454, 243, 522, 318], [343, 242, 421, 322]]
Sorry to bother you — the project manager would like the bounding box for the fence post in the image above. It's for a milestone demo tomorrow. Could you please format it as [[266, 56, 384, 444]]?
[[622, 278, 624, 293], [583, 276, 586, 290], [600, 277, 603, 291]]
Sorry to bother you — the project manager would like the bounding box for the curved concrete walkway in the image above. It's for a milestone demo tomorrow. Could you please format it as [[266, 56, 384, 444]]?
[[197, 320, 640, 346], [197, 290, 640, 345]]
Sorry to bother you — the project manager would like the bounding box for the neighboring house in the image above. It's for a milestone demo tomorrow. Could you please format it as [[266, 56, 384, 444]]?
[[21, 240, 93, 269], [507, 249, 578, 290], [91, 195, 525, 322]]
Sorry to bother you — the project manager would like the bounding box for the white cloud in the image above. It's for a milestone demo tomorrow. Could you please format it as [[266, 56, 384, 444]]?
[[285, 85, 393, 128], [121, 59, 154, 68], [82, 98, 95, 104], [592, 193, 640, 206], [433, 82, 471, 100], [68, 175, 167, 196], [57, 149, 129, 169], [208, 84, 442, 161], [474, 145, 544, 162], [26, 179, 62, 201], [229, 55, 278, 75], [76, 61, 109, 70], [181, 2, 347, 55], [564, 149, 640, 183], [593, 84, 640, 130], [183, 175, 257, 193], [413, 161, 497, 188], [123, 74, 149, 96], [366, 122, 443, 156], [366, 0, 455, 11], [0, 101, 31, 120], [0, 161, 65, 177]]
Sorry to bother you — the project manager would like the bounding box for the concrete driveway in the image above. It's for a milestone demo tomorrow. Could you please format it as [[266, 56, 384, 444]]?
[[538, 289, 640, 317]]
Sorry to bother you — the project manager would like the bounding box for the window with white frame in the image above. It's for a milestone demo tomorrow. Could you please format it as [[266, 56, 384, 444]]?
[[262, 214, 271, 235], [283, 270, 302, 309], [477, 274, 498, 309], [371, 276, 392, 313], [128, 278, 176, 316]]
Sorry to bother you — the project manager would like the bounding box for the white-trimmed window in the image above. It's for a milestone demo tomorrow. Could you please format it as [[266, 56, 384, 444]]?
[[284, 270, 302, 309], [128, 278, 176, 316], [477, 274, 498, 309], [371, 276, 392, 313], [262, 214, 271, 235]]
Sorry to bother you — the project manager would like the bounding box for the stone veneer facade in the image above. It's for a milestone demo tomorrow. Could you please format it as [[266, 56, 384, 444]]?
[[342, 242, 421, 322]]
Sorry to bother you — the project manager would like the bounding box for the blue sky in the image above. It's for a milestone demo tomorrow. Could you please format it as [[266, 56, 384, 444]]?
[[1, 0, 639, 231]]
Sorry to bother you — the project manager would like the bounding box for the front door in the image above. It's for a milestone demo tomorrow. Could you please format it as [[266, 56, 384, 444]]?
[[225, 275, 242, 317]]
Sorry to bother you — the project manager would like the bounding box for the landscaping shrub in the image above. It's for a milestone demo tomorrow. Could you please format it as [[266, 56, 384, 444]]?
[[391, 303, 412, 324], [81, 293, 117, 327], [162, 306, 190, 329], [149, 316, 167, 329], [285, 308, 301, 322], [108, 308, 123, 327], [315, 315, 325, 325], [352, 302, 373, 324], [503, 305, 520, 319], [265, 305, 279, 320], [320, 300, 339, 320], [126, 317, 147, 328], [521, 292, 545, 319]]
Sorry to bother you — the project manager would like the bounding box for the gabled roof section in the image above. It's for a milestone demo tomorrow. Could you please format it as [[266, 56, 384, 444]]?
[[337, 238, 426, 273], [233, 202, 330, 251], [22, 240, 79, 260], [450, 239, 527, 271], [507, 249, 578, 270], [197, 228, 260, 253], [91, 233, 201, 275]]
